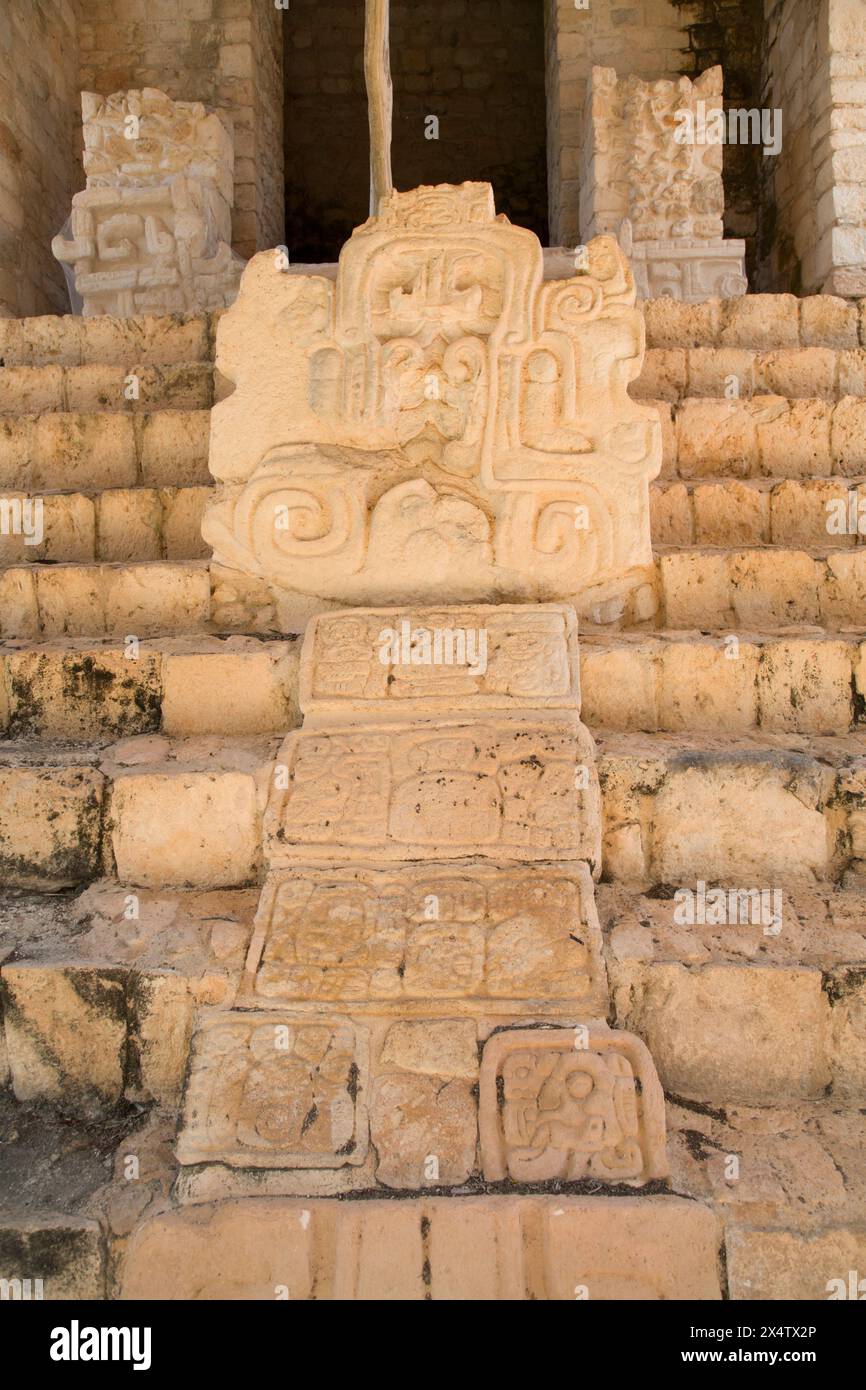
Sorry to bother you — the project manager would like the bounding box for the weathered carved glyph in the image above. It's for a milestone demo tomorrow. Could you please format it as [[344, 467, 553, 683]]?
[[175, 601, 670, 1190], [581, 67, 747, 303], [479, 1026, 668, 1186], [52, 89, 243, 317], [204, 183, 661, 628]]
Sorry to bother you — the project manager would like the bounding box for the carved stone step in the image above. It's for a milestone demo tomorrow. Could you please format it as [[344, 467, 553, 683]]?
[[653, 475, 866, 550], [0, 313, 214, 369], [0, 363, 215, 416], [656, 546, 866, 629], [0, 486, 210, 565], [119, 1194, 722, 1300], [635, 346, 866, 402], [0, 560, 211, 640], [654, 395, 866, 478], [642, 295, 866, 353]]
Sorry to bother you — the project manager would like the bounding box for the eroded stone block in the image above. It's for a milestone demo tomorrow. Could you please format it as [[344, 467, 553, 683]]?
[[177, 1010, 370, 1169], [264, 717, 601, 865], [245, 862, 607, 1013], [479, 1025, 668, 1185]]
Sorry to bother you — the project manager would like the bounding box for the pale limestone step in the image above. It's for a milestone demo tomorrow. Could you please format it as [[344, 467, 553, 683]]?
[[3, 730, 866, 893], [0, 561, 211, 640], [656, 546, 866, 629], [643, 294, 866, 353], [0, 635, 300, 741], [597, 728, 866, 890], [4, 628, 863, 745], [0, 313, 214, 368], [653, 476, 866, 550], [597, 883, 865, 1107], [117, 1194, 722, 1300], [0, 410, 210, 490], [581, 630, 866, 735], [0, 363, 216, 415], [0, 487, 210, 566], [636, 347, 866, 402], [655, 395, 866, 479]]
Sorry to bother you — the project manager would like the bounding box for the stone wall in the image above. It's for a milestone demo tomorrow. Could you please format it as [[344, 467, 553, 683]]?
[[77, 0, 284, 261], [284, 0, 548, 263], [544, 0, 689, 247], [761, 0, 866, 296], [0, 1, 81, 318]]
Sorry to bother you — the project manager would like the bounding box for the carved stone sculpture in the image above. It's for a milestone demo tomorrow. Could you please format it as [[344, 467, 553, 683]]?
[[204, 182, 661, 630], [52, 89, 243, 317], [581, 67, 748, 303]]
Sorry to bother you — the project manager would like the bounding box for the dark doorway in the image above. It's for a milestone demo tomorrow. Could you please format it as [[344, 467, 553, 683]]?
[[283, 0, 549, 262]]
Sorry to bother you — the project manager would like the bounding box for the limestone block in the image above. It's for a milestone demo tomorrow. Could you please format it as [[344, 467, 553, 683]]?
[[686, 347, 755, 398], [756, 639, 854, 735], [379, 1020, 478, 1079], [0, 1216, 105, 1301], [119, 1195, 722, 1301], [720, 295, 800, 350], [479, 1025, 667, 1186], [0, 764, 104, 888], [838, 348, 866, 397], [245, 862, 607, 1015], [580, 641, 659, 731], [826, 965, 866, 1102], [139, 410, 211, 486], [2, 963, 126, 1108], [32, 413, 137, 491], [800, 295, 859, 349], [52, 90, 243, 317], [101, 561, 211, 636], [658, 551, 732, 628], [299, 603, 580, 717], [770, 479, 851, 548], [729, 550, 822, 628], [755, 398, 833, 479], [78, 313, 210, 367], [161, 642, 299, 736], [658, 639, 760, 733], [204, 184, 661, 626], [821, 550, 866, 626], [96, 487, 162, 562], [613, 962, 831, 1105], [727, 1227, 866, 1301], [651, 482, 692, 546], [0, 569, 39, 639], [160, 485, 211, 560], [632, 349, 687, 403], [831, 395, 866, 474], [692, 480, 769, 545], [177, 1010, 370, 1169], [753, 347, 837, 400], [5, 647, 162, 741], [63, 364, 126, 412], [676, 399, 758, 478], [0, 365, 64, 414], [643, 298, 721, 349], [264, 717, 601, 867], [371, 1074, 477, 1187]]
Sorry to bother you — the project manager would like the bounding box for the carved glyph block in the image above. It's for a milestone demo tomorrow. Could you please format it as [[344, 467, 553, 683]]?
[[177, 1010, 369, 1168], [264, 716, 601, 866], [300, 603, 579, 716], [52, 89, 242, 317], [245, 862, 607, 1014], [479, 1026, 668, 1185], [581, 67, 747, 302], [204, 182, 660, 626]]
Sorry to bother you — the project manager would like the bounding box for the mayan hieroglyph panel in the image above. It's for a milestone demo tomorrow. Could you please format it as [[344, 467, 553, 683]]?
[[52, 89, 243, 317], [177, 1010, 369, 1168], [264, 716, 601, 866], [581, 67, 747, 303], [244, 862, 607, 1014], [300, 603, 579, 717], [479, 1027, 668, 1186], [204, 182, 661, 627]]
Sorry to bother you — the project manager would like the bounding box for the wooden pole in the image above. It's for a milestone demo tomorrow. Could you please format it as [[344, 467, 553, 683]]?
[[365, 0, 393, 214]]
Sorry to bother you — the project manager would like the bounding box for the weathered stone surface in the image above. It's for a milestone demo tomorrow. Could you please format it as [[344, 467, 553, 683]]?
[[265, 717, 601, 866], [370, 1073, 477, 1187], [0, 763, 104, 889], [479, 1025, 667, 1185], [53, 89, 242, 317], [727, 1227, 866, 1301], [379, 1020, 478, 1078], [300, 603, 580, 715], [246, 862, 607, 1014], [119, 1195, 722, 1300], [177, 1010, 370, 1169], [0, 1216, 105, 1301], [204, 183, 660, 627]]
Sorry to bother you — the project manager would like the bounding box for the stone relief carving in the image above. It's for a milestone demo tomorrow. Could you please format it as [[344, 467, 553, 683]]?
[[479, 1027, 668, 1185], [244, 862, 607, 1013], [52, 88, 243, 316], [581, 67, 747, 303], [204, 183, 661, 628], [177, 1010, 369, 1168]]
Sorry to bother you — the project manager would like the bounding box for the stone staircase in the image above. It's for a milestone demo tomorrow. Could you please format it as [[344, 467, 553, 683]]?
[[1, 297, 865, 1302]]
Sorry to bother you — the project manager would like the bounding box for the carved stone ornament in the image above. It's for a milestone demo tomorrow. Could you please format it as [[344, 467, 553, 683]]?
[[204, 182, 661, 629]]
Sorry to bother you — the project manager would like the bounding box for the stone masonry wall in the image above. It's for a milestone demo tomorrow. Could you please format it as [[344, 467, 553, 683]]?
[[78, 0, 285, 261], [284, 0, 548, 263], [544, 0, 689, 247], [0, 1, 82, 318]]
